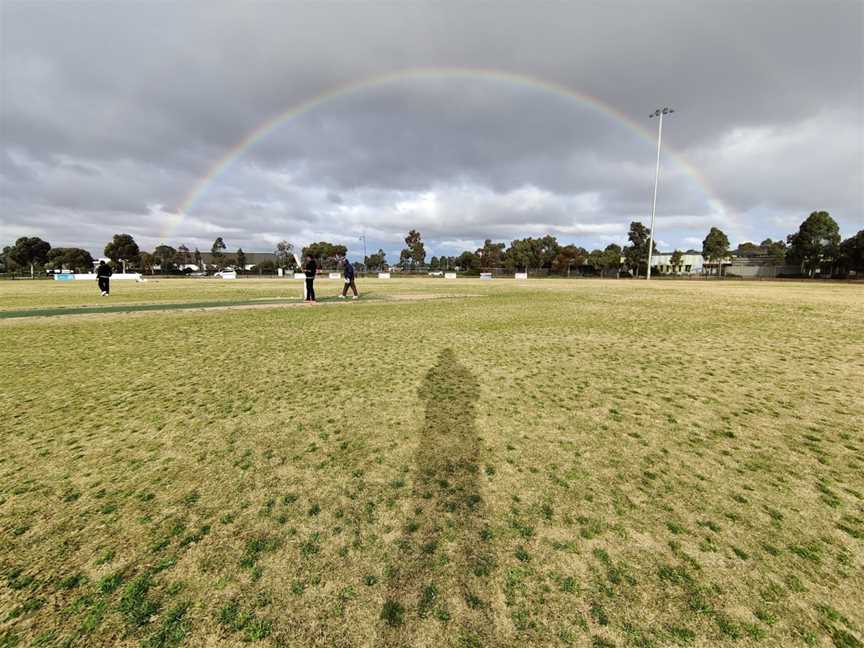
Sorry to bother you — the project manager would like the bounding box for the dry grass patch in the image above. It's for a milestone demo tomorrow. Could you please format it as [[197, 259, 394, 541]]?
[[1, 279, 862, 647]]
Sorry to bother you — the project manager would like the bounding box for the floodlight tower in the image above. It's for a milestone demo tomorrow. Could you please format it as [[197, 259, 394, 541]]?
[[646, 107, 674, 280]]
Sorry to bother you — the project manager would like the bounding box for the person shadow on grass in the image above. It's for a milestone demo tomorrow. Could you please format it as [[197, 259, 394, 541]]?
[[378, 348, 497, 648]]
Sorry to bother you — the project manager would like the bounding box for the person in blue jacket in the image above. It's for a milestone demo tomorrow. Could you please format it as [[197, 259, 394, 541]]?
[[340, 256, 359, 299]]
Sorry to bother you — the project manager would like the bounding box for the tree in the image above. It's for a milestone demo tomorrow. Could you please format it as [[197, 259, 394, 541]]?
[[9, 237, 51, 277], [786, 211, 841, 276], [456, 250, 478, 271], [365, 249, 387, 271], [552, 245, 587, 275], [104, 234, 140, 269], [603, 244, 623, 278], [0, 246, 15, 273], [702, 227, 730, 277], [760, 238, 787, 264], [504, 239, 532, 272], [477, 239, 506, 269], [193, 248, 203, 272], [732, 239, 785, 265], [236, 248, 247, 272], [46, 247, 94, 273], [536, 235, 561, 270], [733, 242, 761, 257], [177, 244, 191, 266], [153, 245, 178, 273], [838, 230, 864, 275], [623, 222, 655, 277], [587, 246, 621, 277], [139, 251, 155, 275], [429, 256, 440, 270], [209, 238, 228, 270], [669, 249, 684, 274], [275, 241, 297, 270], [400, 230, 426, 269], [586, 249, 603, 274], [504, 236, 560, 272], [211, 237, 226, 258], [304, 241, 347, 269]]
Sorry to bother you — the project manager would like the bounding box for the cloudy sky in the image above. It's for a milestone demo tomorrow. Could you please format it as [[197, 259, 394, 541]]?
[[2, 1, 862, 260]]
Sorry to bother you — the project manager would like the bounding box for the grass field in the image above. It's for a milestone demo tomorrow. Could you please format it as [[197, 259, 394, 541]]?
[[1, 278, 862, 648]]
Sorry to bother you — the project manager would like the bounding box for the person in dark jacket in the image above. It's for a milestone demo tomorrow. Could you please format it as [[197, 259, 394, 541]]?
[[340, 256, 359, 299], [97, 260, 113, 296], [303, 254, 317, 302]]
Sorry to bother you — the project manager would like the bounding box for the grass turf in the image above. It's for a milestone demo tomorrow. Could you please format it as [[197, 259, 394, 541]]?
[[1, 278, 862, 647], [0, 276, 464, 311]]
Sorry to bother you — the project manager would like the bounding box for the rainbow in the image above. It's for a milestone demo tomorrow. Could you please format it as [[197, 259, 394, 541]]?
[[164, 66, 734, 240]]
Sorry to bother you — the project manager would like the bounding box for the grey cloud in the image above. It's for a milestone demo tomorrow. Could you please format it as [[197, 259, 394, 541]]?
[[1, 1, 861, 256]]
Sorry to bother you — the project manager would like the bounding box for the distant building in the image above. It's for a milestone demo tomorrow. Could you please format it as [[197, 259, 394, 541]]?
[[725, 256, 800, 278], [700, 256, 734, 276], [650, 252, 705, 274], [614, 251, 753, 276], [617, 252, 706, 274]]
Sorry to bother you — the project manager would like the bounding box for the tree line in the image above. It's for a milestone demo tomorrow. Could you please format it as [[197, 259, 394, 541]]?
[[393, 212, 862, 278], [2, 211, 862, 278]]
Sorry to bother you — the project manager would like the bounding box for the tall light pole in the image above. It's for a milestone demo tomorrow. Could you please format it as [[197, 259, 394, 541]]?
[[646, 107, 674, 280]]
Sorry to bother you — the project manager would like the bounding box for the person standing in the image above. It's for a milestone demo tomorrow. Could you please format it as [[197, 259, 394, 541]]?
[[303, 254, 317, 302], [340, 256, 359, 299], [97, 260, 113, 296]]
